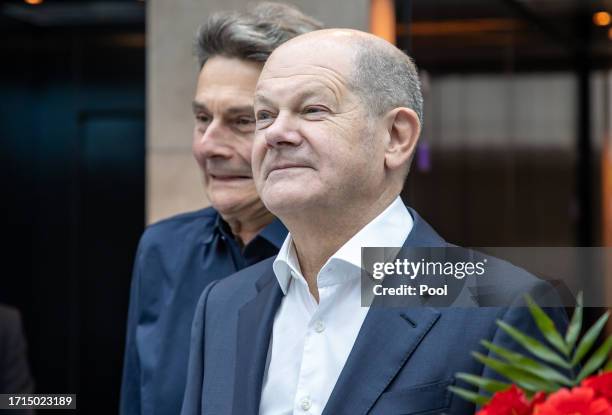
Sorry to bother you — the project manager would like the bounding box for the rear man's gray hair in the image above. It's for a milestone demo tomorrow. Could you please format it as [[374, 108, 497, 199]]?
[[195, 2, 323, 68], [349, 40, 424, 124]]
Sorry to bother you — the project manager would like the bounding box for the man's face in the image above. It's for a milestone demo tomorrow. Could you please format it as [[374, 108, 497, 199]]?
[[192, 56, 263, 216], [252, 37, 386, 217]]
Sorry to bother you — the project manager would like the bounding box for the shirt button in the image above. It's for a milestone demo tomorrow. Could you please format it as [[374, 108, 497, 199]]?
[[314, 320, 325, 333], [300, 396, 312, 411]]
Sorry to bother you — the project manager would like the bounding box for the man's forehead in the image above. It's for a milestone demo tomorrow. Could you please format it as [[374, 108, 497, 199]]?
[[255, 64, 349, 104], [259, 62, 348, 83], [196, 81, 255, 97], [255, 77, 338, 103], [255, 32, 361, 104], [199, 55, 262, 80], [193, 84, 255, 113], [196, 55, 262, 98], [257, 48, 353, 100]]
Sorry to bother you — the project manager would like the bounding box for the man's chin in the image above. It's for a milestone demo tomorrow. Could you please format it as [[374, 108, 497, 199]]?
[[208, 193, 248, 214], [262, 189, 316, 218], [206, 176, 254, 189]]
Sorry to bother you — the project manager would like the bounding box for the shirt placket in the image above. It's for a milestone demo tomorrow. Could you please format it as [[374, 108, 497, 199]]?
[[292, 278, 336, 415]]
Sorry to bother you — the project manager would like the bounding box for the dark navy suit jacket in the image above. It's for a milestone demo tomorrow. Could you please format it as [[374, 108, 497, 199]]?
[[181, 208, 568, 415]]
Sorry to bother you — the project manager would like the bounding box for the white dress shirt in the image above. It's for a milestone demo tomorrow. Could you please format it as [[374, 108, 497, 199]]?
[[259, 197, 413, 415]]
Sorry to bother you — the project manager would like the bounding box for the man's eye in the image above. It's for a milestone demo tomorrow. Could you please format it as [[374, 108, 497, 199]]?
[[233, 116, 256, 133], [256, 110, 272, 120], [255, 110, 275, 129], [302, 106, 328, 117], [235, 116, 255, 126], [196, 114, 211, 123]]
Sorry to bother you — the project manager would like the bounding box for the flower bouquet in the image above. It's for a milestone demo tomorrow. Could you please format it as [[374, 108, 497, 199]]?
[[450, 293, 612, 414]]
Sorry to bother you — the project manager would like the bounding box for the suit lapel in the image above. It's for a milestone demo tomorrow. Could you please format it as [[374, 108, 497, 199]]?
[[323, 207, 446, 414], [322, 307, 440, 415], [232, 266, 283, 415]]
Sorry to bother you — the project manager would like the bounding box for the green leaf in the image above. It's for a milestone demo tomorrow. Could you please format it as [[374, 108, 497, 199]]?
[[525, 295, 569, 356], [456, 372, 511, 394], [481, 340, 573, 386], [564, 292, 583, 352], [572, 312, 610, 366], [496, 320, 572, 369], [605, 358, 612, 372], [448, 386, 488, 406], [577, 336, 612, 381], [473, 352, 559, 393]]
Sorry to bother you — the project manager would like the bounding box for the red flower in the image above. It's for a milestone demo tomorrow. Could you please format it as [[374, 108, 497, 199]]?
[[583, 372, 612, 403], [534, 387, 612, 415], [477, 385, 537, 415], [531, 392, 547, 407]]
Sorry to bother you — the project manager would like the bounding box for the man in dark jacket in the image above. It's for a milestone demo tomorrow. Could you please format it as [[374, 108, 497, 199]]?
[[119, 4, 321, 415]]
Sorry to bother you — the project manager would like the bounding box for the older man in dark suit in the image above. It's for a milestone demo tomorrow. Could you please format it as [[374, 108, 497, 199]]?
[[181, 29, 567, 415]]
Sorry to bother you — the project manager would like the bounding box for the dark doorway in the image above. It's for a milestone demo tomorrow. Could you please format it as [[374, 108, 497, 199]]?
[[1, 2, 145, 413]]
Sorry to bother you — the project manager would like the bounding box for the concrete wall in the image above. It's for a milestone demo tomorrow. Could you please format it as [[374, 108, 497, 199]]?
[[146, 0, 369, 223]]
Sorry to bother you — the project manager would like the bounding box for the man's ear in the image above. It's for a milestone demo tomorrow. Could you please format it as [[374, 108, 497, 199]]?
[[383, 107, 421, 171]]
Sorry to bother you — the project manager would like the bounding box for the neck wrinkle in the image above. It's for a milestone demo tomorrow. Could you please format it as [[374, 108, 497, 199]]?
[[220, 203, 275, 246], [286, 190, 399, 297]]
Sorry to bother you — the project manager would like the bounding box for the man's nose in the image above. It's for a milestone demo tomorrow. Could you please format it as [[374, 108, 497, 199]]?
[[263, 112, 303, 149], [194, 119, 233, 158]]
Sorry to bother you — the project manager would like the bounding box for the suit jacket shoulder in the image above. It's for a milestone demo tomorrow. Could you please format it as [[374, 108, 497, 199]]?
[[137, 207, 217, 254], [205, 257, 275, 310], [181, 257, 276, 415]]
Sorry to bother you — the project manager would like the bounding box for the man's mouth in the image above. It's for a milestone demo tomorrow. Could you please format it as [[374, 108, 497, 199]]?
[[209, 174, 252, 181], [266, 163, 310, 178]]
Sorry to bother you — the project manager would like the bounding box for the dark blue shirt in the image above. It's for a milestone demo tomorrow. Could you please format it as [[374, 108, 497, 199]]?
[[120, 207, 287, 415]]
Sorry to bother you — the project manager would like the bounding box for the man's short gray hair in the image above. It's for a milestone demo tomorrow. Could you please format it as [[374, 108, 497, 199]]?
[[349, 40, 423, 124], [195, 2, 323, 68]]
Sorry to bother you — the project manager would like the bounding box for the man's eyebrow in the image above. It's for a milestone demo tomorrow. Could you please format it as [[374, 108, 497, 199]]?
[[255, 88, 335, 108], [293, 89, 334, 104], [225, 106, 255, 116], [192, 101, 208, 113], [254, 94, 275, 107], [192, 101, 254, 115]]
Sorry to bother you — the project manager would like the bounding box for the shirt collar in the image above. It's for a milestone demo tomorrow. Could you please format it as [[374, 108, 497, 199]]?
[[209, 212, 287, 249], [215, 213, 234, 240], [273, 237, 302, 294], [273, 196, 413, 295], [257, 218, 288, 249]]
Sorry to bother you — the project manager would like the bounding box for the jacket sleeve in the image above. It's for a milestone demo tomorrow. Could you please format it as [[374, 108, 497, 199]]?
[[479, 281, 570, 389], [180, 280, 220, 415], [119, 243, 144, 415]]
